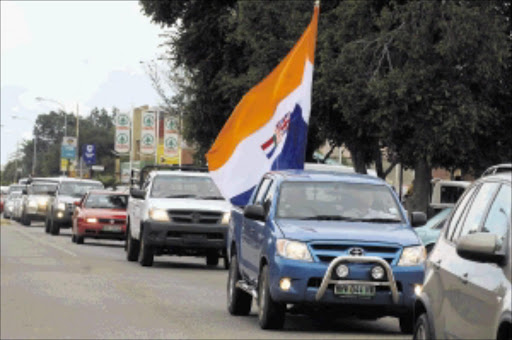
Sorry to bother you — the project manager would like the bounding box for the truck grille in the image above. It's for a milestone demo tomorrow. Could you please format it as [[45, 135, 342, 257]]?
[[167, 210, 223, 224], [309, 241, 402, 265]]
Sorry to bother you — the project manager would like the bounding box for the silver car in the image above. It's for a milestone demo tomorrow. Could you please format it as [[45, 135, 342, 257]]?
[[413, 172, 511, 340]]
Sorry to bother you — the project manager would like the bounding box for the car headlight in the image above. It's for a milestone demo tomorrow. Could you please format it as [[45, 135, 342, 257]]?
[[38, 198, 48, 206], [149, 208, 170, 222], [57, 202, 66, 211], [86, 217, 98, 224], [398, 246, 426, 266], [28, 200, 38, 208], [221, 212, 231, 225], [276, 239, 312, 262]]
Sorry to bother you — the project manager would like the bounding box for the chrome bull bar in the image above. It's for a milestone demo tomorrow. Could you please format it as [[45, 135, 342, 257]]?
[[315, 256, 399, 304]]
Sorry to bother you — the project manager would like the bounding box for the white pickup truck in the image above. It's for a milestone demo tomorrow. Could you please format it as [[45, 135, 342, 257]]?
[[125, 166, 232, 268]]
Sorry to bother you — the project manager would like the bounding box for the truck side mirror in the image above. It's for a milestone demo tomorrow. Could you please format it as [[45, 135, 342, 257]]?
[[456, 233, 505, 265], [130, 188, 146, 199], [410, 211, 427, 227], [244, 204, 266, 221]]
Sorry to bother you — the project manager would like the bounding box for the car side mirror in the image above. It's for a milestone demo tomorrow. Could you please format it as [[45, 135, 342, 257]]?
[[410, 211, 427, 227], [130, 188, 146, 199], [456, 232, 505, 265], [244, 204, 266, 221]]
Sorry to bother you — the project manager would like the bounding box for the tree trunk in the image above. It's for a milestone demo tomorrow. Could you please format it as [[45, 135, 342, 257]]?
[[351, 147, 367, 174], [406, 158, 431, 215], [374, 146, 384, 179]]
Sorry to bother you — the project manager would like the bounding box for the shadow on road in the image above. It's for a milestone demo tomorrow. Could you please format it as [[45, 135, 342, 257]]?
[[80, 241, 124, 249], [152, 258, 228, 271]]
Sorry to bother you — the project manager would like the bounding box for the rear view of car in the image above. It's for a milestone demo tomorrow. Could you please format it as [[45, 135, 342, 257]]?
[[72, 191, 128, 244]]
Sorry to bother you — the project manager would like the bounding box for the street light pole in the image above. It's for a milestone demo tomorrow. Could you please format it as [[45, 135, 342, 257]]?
[[35, 97, 67, 137]]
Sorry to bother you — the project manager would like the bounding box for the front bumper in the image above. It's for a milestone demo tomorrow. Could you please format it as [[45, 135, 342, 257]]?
[[53, 208, 73, 226], [77, 222, 127, 240], [25, 204, 48, 220], [269, 255, 424, 314], [143, 221, 228, 251]]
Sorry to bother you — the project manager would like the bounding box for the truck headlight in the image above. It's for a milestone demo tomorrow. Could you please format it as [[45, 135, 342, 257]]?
[[57, 202, 66, 211], [38, 198, 48, 207], [149, 208, 169, 222], [221, 212, 231, 225], [28, 200, 38, 208], [276, 239, 312, 262], [398, 246, 426, 266]]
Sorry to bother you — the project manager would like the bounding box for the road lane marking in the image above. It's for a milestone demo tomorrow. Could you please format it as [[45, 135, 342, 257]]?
[[13, 227, 77, 257]]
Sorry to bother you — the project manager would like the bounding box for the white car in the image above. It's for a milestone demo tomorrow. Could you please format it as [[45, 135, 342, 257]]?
[[126, 168, 232, 268]]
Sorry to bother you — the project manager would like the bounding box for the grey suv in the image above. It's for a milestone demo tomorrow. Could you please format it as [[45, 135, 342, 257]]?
[[413, 172, 511, 340]]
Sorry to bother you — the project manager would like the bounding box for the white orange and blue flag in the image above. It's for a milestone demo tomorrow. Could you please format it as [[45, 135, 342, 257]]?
[[206, 5, 319, 206]]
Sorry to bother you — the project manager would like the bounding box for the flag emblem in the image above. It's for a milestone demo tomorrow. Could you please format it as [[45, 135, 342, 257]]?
[[260, 112, 291, 159]]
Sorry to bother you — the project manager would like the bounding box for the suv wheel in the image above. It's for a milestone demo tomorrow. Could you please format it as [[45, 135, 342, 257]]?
[[206, 252, 219, 266], [400, 314, 414, 334], [44, 214, 51, 233], [138, 228, 154, 267], [21, 210, 31, 226], [413, 313, 431, 340], [50, 216, 60, 236], [227, 254, 252, 315], [258, 265, 285, 330], [126, 225, 140, 262]]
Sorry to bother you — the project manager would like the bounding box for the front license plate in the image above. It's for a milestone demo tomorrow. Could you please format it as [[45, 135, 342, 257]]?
[[183, 234, 206, 240], [334, 284, 376, 298], [103, 225, 122, 232]]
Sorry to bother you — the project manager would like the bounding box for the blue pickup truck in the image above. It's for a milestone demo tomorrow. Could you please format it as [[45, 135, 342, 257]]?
[[226, 170, 427, 331]]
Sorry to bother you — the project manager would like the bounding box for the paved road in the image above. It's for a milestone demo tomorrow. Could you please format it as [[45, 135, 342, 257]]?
[[1, 219, 408, 339]]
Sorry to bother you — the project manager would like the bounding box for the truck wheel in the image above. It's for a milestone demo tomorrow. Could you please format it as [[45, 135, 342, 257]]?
[[126, 226, 140, 262], [413, 313, 431, 340], [138, 229, 154, 267], [45, 214, 50, 233], [71, 234, 76, 243], [400, 314, 414, 334], [223, 253, 229, 270], [76, 236, 84, 244], [21, 211, 30, 226], [50, 217, 60, 236], [227, 254, 252, 315], [206, 252, 219, 266], [258, 265, 285, 330]]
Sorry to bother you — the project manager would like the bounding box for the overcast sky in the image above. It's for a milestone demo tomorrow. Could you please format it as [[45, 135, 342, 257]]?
[[1, 1, 165, 166]]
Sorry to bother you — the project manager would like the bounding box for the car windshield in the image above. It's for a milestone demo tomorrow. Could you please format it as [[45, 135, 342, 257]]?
[[150, 175, 223, 199], [276, 181, 403, 222], [29, 184, 57, 195], [59, 182, 104, 197], [84, 194, 128, 209]]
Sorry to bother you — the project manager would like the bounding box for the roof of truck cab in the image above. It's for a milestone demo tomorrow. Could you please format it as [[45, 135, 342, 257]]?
[[267, 170, 387, 185], [150, 170, 211, 178]]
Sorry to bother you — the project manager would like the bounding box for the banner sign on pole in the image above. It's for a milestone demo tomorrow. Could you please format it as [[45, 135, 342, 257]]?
[[61, 137, 77, 159], [82, 144, 96, 165], [115, 113, 130, 154], [60, 158, 69, 172], [164, 116, 179, 157], [140, 110, 156, 155]]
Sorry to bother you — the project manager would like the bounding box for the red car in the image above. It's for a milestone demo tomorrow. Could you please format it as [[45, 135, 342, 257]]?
[[72, 190, 128, 244]]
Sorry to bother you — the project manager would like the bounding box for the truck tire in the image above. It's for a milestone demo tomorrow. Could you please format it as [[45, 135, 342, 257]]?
[[126, 225, 140, 262], [258, 265, 285, 330], [76, 236, 84, 244], [21, 210, 31, 226], [71, 234, 76, 243], [227, 254, 252, 316], [400, 314, 414, 334], [45, 213, 51, 233], [223, 253, 229, 270], [50, 216, 60, 236], [413, 313, 431, 340], [138, 228, 154, 267], [206, 252, 219, 266]]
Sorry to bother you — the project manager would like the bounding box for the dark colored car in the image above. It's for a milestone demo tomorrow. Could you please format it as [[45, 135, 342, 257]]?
[[71, 191, 128, 244], [413, 172, 511, 340]]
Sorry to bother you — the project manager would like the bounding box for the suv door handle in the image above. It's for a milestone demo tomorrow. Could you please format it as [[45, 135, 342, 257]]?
[[460, 273, 469, 284], [432, 259, 442, 270]]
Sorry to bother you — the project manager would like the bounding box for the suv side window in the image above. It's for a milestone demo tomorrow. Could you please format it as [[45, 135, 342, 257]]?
[[453, 182, 500, 242], [482, 184, 511, 245], [445, 185, 478, 241], [253, 178, 272, 205], [262, 180, 276, 213]]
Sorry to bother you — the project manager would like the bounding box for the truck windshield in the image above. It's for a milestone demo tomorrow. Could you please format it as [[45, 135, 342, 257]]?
[[59, 182, 104, 197], [85, 194, 128, 209], [151, 175, 223, 199], [29, 184, 57, 195], [276, 181, 403, 222]]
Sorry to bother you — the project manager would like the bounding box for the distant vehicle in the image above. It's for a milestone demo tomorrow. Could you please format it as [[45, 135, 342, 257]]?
[[430, 179, 470, 213], [0, 186, 8, 213], [413, 173, 511, 340], [72, 190, 128, 244], [11, 192, 25, 222], [227, 170, 426, 332], [481, 163, 512, 177], [4, 191, 23, 219], [414, 208, 452, 254], [45, 178, 104, 235], [19, 182, 58, 226], [126, 166, 232, 267]]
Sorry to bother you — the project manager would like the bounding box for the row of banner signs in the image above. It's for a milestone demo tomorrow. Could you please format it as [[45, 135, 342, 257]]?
[[114, 110, 179, 159]]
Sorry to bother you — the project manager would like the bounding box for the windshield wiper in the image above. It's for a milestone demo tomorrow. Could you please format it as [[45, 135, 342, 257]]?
[[300, 215, 362, 221], [359, 218, 402, 223], [164, 194, 197, 198], [198, 196, 225, 200]]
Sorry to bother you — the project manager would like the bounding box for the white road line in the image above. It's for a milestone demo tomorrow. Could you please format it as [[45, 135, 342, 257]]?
[[14, 227, 77, 257]]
